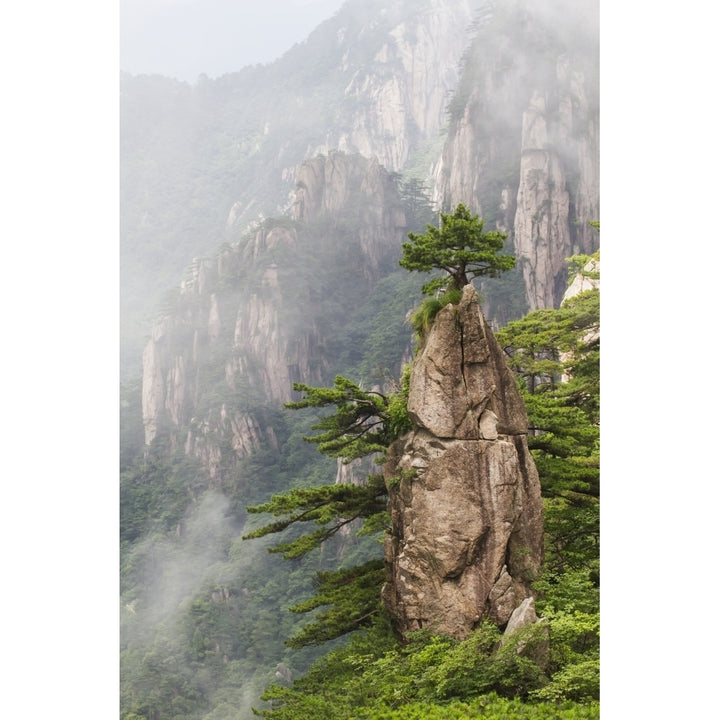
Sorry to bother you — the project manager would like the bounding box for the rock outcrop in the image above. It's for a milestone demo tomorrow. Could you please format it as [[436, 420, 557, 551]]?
[[382, 285, 543, 639], [513, 59, 599, 311], [292, 152, 407, 282]]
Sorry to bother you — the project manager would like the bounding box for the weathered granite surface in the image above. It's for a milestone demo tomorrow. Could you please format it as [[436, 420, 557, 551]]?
[[382, 285, 543, 639]]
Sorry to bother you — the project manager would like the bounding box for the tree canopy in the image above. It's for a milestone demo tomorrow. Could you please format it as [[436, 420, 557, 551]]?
[[399, 203, 516, 295], [496, 252, 599, 580]]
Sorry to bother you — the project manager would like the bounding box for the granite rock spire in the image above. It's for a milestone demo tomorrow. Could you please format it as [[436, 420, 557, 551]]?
[[382, 285, 543, 639]]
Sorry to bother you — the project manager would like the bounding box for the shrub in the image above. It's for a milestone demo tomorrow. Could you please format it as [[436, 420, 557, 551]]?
[[409, 287, 463, 339]]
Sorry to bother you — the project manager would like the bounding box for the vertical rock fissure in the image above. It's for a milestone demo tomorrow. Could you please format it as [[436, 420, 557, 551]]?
[[457, 312, 469, 422]]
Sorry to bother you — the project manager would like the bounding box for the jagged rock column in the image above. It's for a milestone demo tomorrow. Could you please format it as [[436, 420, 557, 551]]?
[[382, 285, 543, 639]]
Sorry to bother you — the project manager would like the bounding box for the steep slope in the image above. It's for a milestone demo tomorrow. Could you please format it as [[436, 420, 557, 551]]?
[[120, 2, 599, 717], [436, 0, 599, 311], [133, 0, 600, 472], [123, 153, 417, 719], [141, 152, 411, 478]]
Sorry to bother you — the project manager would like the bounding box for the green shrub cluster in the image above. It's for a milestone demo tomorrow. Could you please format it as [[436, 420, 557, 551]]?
[[256, 608, 598, 719], [409, 286, 462, 339]]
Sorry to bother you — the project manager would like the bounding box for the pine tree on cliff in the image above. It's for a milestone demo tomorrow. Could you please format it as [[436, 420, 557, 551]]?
[[495, 251, 599, 581], [399, 203, 515, 295], [243, 205, 518, 648]]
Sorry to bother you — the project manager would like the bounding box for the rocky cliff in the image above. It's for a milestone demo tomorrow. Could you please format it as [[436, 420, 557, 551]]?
[[229, 0, 479, 230], [513, 56, 599, 311], [136, 0, 596, 554], [125, 0, 598, 383], [121, 3, 600, 714], [321, 0, 477, 173], [141, 152, 408, 482], [292, 152, 406, 282], [382, 285, 543, 639], [121, 0, 479, 380], [435, 0, 599, 311]]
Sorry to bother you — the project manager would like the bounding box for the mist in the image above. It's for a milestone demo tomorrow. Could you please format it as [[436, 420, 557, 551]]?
[[121, 491, 238, 636], [119, 1, 601, 717], [120, 0, 348, 83], [120, 489, 317, 719]]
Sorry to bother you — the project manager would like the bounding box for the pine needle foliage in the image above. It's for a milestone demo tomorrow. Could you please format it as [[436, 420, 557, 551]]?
[[496, 254, 599, 585], [399, 203, 515, 295], [285, 559, 386, 648], [244, 375, 411, 648], [284, 375, 404, 463], [256, 619, 599, 719], [243, 474, 387, 560]]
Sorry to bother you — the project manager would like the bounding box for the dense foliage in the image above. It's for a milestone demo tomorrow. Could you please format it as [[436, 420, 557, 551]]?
[[400, 203, 516, 295], [242, 369, 412, 648], [497, 252, 600, 583], [255, 612, 598, 719]]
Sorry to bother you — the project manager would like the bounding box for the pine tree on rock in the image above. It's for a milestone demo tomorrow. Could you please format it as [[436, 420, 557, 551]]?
[[399, 203, 516, 295]]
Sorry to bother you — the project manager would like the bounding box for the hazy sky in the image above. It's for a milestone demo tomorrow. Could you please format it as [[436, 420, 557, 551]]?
[[120, 0, 348, 82]]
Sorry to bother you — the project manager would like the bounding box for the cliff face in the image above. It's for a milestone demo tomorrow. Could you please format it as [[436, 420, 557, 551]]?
[[124, 0, 598, 385], [121, 0, 479, 380], [230, 0, 478, 229], [382, 285, 543, 639], [323, 0, 476, 173], [435, 0, 599, 311], [513, 56, 599, 310], [292, 152, 407, 282], [141, 152, 407, 481]]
